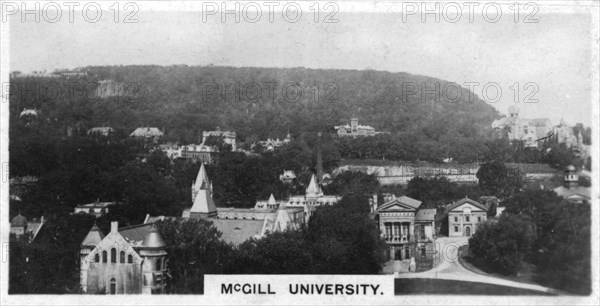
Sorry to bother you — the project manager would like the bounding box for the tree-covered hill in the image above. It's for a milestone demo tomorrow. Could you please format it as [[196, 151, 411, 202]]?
[[10, 65, 499, 150]]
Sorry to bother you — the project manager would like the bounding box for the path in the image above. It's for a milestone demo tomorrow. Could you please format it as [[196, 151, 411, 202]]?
[[395, 236, 559, 294]]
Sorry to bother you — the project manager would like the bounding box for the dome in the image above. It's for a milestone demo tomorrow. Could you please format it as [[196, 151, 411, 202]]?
[[11, 214, 27, 227], [565, 165, 577, 172], [141, 226, 166, 248], [20, 109, 38, 117]]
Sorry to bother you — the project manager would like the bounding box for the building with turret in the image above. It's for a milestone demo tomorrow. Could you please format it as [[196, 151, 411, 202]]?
[[173, 164, 306, 245], [491, 106, 552, 148], [79, 222, 168, 294], [553, 165, 591, 204]]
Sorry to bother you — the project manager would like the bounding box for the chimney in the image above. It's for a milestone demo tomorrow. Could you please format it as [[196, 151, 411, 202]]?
[[316, 132, 323, 183], [111, 221, 118, 234]]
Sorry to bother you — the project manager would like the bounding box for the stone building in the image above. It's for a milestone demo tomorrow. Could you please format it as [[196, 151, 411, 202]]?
[[447, 197, 488, 238], [491, 106, 552, 148], [175, 164, 306, 245], [80, 222, 168, 294], [202, 127, 236, 151], [285, 174, 340, 221], [375, 196, 435, 262], [334, 117, 387, 137], [553, 165, 591, 204]]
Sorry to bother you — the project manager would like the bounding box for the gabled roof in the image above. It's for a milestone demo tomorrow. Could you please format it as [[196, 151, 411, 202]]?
[[446, 197, 488, 212], [119, 223, 154, 244], [129, 127, 163, 138], [553, 186, 591, 199], [377, 196, 422, 212]]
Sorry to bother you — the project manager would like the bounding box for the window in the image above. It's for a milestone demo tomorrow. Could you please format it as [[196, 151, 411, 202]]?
[[95, 254, 100, 263], [466, 216, 470, 222], [120, 251, 125, 263], [454, 216, 458, 222], [110, 248, 116, 263], [102, 251, 107, 263], [127, 254, 133, 264], [156, 259, 162, 271], [454, 226, 459, 232], [478, 216, 482, 222]]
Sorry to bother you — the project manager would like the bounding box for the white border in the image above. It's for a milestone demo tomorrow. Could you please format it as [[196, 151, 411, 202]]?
[[1, 1, 599, 305]]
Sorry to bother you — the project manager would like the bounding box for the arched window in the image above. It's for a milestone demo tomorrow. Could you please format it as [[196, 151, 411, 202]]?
[[110, 248, 117, 263], [156, 259, 162, 271], [95, 253, 100, 263], [127, 254, 133, 263], [102, 250, 107, 263], [119, 251, 125, 263]]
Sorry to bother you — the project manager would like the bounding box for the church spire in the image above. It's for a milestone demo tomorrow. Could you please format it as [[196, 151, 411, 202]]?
[[192, 163, 211, 202], [306, 173, 323, 197]]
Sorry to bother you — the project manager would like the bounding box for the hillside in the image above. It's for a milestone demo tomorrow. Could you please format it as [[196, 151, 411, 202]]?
[[10, 65, 498, 142]]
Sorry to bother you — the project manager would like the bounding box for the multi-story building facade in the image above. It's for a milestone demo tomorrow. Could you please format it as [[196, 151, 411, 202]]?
[[447, 197, 488, 237], [376, 196, 435, 262], [80, 221, 168, 294]]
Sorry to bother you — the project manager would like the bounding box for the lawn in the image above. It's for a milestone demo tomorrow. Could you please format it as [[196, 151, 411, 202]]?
[[395, 278, 556, 295]]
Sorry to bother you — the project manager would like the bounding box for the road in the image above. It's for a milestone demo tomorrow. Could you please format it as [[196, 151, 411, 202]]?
[[395, 236, 559, 294]]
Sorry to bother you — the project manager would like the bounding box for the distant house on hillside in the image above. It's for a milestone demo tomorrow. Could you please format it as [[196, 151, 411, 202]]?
[[335, 118, 388, 137], [202, 127, 236, 151], [130, 127, 164, 141], [88, 127, 114, 137], [74, 200, 118, 217], [491, 106, 552, 148], [255, 132, 292, 152]]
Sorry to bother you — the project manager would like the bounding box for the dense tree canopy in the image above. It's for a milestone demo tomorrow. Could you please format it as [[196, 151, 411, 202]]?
[[469, 189, 591, 294]]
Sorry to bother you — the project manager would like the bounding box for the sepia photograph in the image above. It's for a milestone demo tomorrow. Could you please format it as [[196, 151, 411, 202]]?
[[1, 0, 598, 305]]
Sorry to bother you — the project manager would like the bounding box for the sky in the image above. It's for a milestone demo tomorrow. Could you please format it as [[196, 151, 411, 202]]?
[[7, 1, 596, 126]]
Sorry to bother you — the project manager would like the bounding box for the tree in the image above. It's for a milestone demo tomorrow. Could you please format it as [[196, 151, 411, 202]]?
[[307, 195, 387, 273], [476, 161, 524, 200], [155, 218, 232, 294], [324, 171, 379, 199], [468, 213, 536, 275], [223, 230, 312, 274]]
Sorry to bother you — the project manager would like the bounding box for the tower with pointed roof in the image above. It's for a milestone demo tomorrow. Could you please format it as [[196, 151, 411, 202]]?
[[187, 164, 218, 219], [192, 163, 212, 202], [305, 173, 324, 198], [139, 225, 168, 294]]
